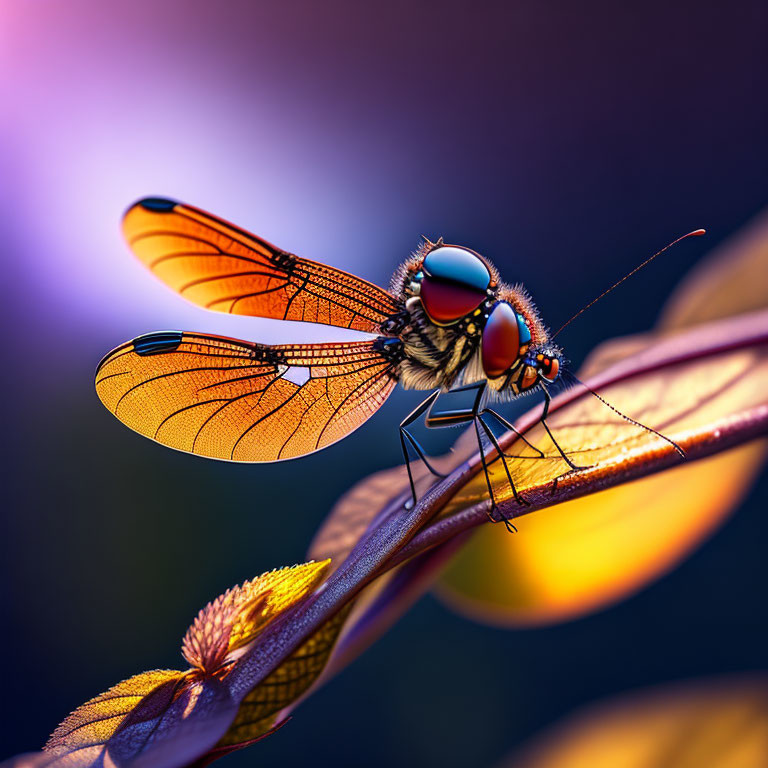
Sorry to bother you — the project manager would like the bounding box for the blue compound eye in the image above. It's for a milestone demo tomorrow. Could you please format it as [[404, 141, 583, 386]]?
[[419, 246, 492, 325], [516, 313, 532, 346], [422, 246, 491, 292]]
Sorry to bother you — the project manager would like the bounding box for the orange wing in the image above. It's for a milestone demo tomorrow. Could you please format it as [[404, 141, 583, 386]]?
[[95, 331, 397, 462], [122, 198, 400, 333]]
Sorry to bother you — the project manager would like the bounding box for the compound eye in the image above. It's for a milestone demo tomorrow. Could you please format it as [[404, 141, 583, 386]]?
[[540, 357, 560, 383], [482, 302, 520, 378], [419, 246, 491, 324], [516, 312, 532, 345]]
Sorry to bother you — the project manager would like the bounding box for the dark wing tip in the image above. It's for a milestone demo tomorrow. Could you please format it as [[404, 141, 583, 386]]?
[[122, 197, 180, 222], [137, 196, 179, 212], [132, 330, 184, 356], [95, 331, 184, 378]]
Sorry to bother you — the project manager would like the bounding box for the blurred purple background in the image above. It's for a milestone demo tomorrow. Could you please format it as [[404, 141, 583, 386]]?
[[1, 2, 766, 766]]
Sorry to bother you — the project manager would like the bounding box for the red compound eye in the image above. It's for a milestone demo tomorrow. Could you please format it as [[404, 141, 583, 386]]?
[[420, 279, 487, 324], [481, 302, 520, 377], [419, 246, 490, 324], [541, 357, 560, 383]]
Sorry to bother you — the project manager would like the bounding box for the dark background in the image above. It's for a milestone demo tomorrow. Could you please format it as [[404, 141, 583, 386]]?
[[1, 2, 766, 765]]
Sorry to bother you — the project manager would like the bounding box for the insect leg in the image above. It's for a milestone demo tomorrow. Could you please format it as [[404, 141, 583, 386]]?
[[477, 415, 529, 508], [419, 382, 497, 518], [480, 407, 545, 458], [403, 432, 448, 478], [400, 390, 446, 508], [472, 417, 506, 525], [540, 385, 591, 471], [470, 417, 519, 532], [425, 382, 524, 532]]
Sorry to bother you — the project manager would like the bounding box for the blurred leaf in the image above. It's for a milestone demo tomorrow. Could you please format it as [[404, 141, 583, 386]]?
[[506, 675, 768, 768], [435, 214, 768, 626], [660, 208, 768, 329], [435, 442, 765, 625], [33, 560, 333, 768]]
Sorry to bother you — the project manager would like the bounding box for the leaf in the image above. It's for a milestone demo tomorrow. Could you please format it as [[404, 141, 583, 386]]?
[[506, 675, 768, 768], [182, 561, 331, 673], [34, 561, 333, 768], [313, 309, 768, 666], [434, 212, 768, 626], [45, 671, 184, 755], [435, 442, 766, 626], [308, 465, 412, 568], [216, 605, 352, 750], [219, 453, 472, 712], [409, 309, 768, 561], [89, 676, 235, 768], [42, 670, 234, 768], [308, 441, 469, 569], [319, 540, 468, 683], [305, 457, 462, 678], [186, 313, 768, 751]]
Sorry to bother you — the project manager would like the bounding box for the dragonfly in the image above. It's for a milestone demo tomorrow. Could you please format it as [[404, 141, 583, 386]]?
[[96, 197, 703, 527]]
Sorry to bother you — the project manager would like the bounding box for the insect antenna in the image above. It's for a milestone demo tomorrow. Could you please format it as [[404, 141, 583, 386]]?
[[550, 229, 706, 340], [564, 370, 686, 458]]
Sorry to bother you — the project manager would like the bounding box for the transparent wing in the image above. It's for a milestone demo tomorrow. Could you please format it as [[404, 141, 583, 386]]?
[[122, 198, 400, 333], [96, 331, 397, 462]]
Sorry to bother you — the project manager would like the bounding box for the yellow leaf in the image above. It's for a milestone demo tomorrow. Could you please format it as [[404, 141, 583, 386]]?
[[507, 675, 768, 768], [182, 560, 331, 673], [38, 560, 335, 767], [207, 559, 347, 751], [436, 442, 765, 626], [44, 670, 186, 764]]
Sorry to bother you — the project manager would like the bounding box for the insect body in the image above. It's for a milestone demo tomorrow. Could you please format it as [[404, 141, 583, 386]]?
[[393, 241, 561, 395], [97, 198, 698, 524]]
